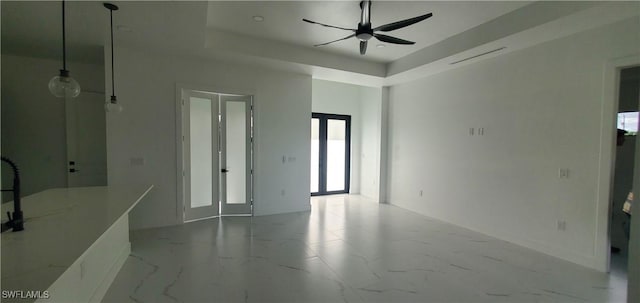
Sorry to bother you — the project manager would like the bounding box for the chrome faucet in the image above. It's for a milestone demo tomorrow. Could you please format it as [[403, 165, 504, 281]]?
[[1, 156, 24, 232]]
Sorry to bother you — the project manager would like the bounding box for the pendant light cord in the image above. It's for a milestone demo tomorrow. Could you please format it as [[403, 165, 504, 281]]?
[[110, 9, 115, 98], [61, 0, 66, 71]]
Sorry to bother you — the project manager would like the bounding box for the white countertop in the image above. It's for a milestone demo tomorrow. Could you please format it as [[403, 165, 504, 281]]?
[[1, 185, 152, 294]]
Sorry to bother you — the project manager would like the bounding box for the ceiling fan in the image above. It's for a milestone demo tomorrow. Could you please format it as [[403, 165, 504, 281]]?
[[303, 0, 433, 55]]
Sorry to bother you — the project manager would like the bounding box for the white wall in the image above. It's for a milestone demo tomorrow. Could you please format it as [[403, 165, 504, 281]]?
[[311, 79, 382, 200], [106, 46, 311, 229], [386, 17, 640, 270], [359, 87, 383, 201], [1, 54, 104, 199]]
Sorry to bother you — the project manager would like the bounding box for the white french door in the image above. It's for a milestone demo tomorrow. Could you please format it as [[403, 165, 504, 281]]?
[[220, 95, 252, 215], [184, 91, 220, 220], [183, 90, 253, 221]]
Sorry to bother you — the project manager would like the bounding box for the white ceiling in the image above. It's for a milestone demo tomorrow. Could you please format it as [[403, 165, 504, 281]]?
[[206, 1, 529, 63], [2, 1, 638, 86], [1, 1, 209, 64], [1, 1, 528, 64], [1, 1, 107, 63]]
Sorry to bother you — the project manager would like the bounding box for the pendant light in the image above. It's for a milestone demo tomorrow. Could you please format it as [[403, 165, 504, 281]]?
[[104, 2, 123, 112], [48, 0, 81, 98]]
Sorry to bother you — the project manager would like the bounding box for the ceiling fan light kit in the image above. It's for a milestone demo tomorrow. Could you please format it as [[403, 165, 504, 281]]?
[[303, 0, 433, 55]]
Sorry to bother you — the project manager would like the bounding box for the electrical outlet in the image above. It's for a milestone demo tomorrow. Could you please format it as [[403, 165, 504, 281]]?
[[557, 220, 566, 231], [558, 168, 570, 179]]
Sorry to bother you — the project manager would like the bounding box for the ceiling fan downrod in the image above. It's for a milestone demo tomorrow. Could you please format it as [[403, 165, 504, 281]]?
[[360, 0, 371, 26], [356, 1, 373, 42]]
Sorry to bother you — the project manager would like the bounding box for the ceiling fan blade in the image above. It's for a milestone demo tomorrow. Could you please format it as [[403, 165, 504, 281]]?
[[303, 19, 356, 31], [373, 13, 433, 32], [374, 34, 415, 45], [360, 41, 368, 55], [314, 34, 356, 47]]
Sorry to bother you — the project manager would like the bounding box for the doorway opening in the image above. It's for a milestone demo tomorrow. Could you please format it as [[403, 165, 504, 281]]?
[[311, 113, 351, 196], [609, 66, 639, 278], [65, 91, 107, 188], [180, 89, 254, 222]]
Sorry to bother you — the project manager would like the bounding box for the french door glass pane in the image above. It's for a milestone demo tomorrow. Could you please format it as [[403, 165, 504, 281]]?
[[311, 118, 320, 193], [189, 97, 213, 208], [326, 119, 346, 191], [226, 101, 246, 204]]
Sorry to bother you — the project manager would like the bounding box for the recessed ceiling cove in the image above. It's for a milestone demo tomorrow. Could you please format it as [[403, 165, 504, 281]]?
[[205, 1, 530, 63]]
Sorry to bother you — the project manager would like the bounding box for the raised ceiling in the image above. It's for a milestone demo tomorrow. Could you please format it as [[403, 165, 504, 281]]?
[[0, 1, 529, 64], [2, 1, 639, 86], [205, 1, 529, 63]]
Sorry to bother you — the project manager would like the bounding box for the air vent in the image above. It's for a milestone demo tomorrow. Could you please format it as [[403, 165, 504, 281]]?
[[450, 47, 506, 65]]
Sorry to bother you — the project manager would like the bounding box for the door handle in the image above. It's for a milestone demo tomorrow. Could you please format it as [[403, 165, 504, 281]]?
[[221, 169, 229, 173]]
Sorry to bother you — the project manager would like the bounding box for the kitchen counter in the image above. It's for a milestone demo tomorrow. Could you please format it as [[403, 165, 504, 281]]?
[[1, 185, 152, 302]]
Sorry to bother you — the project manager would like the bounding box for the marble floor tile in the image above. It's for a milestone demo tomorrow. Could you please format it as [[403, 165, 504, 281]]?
[[103, 195, 627, 303]]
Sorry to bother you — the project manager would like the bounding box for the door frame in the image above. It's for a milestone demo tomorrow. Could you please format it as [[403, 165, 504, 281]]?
[[176, 83, 255, 224], [311, 112, 351, 196], [598, 54, 640, 272], [65, 91, 107, 187]]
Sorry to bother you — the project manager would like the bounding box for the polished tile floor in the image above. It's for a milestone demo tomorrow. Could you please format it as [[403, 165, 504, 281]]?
[[104, 195, 627, 303]]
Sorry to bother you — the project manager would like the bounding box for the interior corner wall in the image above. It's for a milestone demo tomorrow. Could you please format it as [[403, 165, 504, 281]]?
[[386, 17, 640, 271], [359, 86, 383, 201], [1, 54, 104, 200], [105, 46, 311, 230], [379, 87, 390, 203]]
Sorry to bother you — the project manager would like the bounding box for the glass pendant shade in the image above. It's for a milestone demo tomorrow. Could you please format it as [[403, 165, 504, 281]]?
[[48, 70, 80, 98], [51, 1, 80, 98], [105, 96, 123, 112]]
